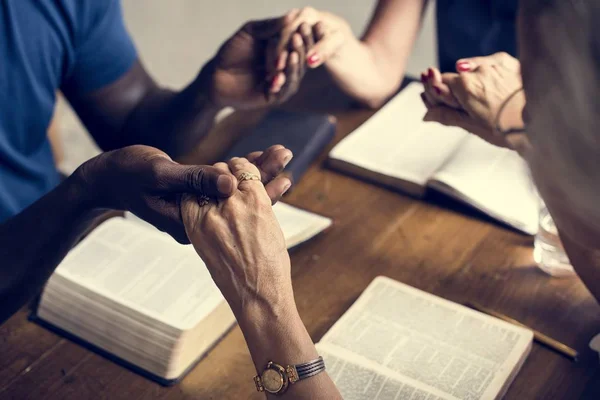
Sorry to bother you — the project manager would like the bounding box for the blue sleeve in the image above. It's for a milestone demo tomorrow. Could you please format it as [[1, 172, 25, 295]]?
[[62, 0, 137, 95]]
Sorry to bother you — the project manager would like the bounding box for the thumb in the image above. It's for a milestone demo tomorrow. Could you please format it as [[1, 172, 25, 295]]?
[[155, 159, 237, 198], [306, 28, 344, 68]]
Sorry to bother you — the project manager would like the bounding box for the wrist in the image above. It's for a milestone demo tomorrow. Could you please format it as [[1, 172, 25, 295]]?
[[62, 170, 103, 218], [237, 294, 319, 369]]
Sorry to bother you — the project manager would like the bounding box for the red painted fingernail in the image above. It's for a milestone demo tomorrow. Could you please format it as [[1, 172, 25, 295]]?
[[308, 54, 320, 65], [420, 73, 426, 83], [457, 61, 471, 72], [428, 68, 434, 79], [434, 87, 441, 95]]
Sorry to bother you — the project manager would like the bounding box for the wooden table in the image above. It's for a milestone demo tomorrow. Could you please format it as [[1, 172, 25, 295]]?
[[2, 101, 600, 400]]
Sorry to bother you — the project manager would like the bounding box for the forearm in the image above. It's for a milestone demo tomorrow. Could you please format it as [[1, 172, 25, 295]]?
[[326, 0, 426, 108], [236, 293, 341, 399], [119, 63, 221, 158], [0, 174, 100, 323], [325, 39, 405, 109]]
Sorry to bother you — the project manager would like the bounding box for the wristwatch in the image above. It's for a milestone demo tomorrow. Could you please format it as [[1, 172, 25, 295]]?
[[253, 356, 326, 395]]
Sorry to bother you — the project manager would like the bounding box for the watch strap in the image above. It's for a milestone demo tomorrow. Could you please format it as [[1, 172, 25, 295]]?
[[287, 356, 326, 384]]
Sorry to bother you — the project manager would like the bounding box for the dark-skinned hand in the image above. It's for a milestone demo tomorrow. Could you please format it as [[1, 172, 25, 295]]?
[[75, 144, 292, 244], [203, 16, 309, 109]]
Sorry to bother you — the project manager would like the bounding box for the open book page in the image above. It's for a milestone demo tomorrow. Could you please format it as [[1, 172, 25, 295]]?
[[429, 135, 538, 234], [319, 277, 533, 400], [317, 344, 453, 400], [50, 218, 226, 331], [124, 202, 332, 249], [271, 203, 332, 248], [329, 83, 468, 188]]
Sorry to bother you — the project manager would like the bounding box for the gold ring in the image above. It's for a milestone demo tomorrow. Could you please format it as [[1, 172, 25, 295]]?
[[238, 172, 261, 182]]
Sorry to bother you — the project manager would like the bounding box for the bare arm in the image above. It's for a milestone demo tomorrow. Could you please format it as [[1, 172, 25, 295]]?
[[65, 18, 306, 159], [276, 1, 427, 108], [0, 174, 99, 324], [182, 158, 342, 399], [331, 0, 427, 108]]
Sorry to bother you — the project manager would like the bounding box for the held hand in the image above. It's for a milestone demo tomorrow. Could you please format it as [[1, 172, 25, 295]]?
[[180, 157, 292, 315], [421, 53, 524, 148], [269, 8, 352, 94], [76, 145, 293, 244], [204, 18, 306, 109], [76, 145, 236, 244]]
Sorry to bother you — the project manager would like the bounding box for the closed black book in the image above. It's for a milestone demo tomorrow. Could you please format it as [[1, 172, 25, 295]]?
[[223, 110, 336, 187]]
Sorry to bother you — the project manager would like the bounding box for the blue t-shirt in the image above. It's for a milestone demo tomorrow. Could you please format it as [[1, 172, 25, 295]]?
[[0, 0, 136, 222], [437, 0, 518, 72]]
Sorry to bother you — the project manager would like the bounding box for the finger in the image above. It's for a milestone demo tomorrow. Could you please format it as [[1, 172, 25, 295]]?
[[227, 157, 265, 192], [213, 162, 231, 174], [430, 68, 461, 109], [155, 159, 236, 198], [227, 157, 262, 178], [276, 9, 303, 54], [276, 51, 288, 72], [290, 33, 306, 77], [455, 52, 514, 73], [245, 151, 264, 164], [313, 21, 326, 41], [422, 69, 441, 108], [274, 51, 300, 103], [420, 92, 433, 109], [270, 52, 288, 93], [265, 175, 293, 205], [306, 29, 344, 69], [442, 74, 472, 110], [254, 146, 293, 182], [298, 22, 314, 52]]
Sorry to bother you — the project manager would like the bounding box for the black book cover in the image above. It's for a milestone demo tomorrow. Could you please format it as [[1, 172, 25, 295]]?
[[224, 110, 336, 187]]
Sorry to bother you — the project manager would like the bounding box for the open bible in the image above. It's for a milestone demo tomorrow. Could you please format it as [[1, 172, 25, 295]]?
[[328, 83, 538, 234], [317, 277, 533, 400], [34, 203, 332, 385]]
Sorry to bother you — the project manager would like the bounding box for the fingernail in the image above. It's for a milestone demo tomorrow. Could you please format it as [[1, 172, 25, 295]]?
[[283, 153, 293, 167], [434, 86, 441, 95], [428, 68, 434, 79], [217, 175, 234, 195], [420, 73, 426, 83], [282, 182, 292, 194], [308, 53, 320, 65], [457, 61, 471, 72]]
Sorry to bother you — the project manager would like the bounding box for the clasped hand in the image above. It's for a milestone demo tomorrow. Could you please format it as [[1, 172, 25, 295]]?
[[419, 52, 527, 152], [75, 145, 292, 244], [180, 157, 293, 316]]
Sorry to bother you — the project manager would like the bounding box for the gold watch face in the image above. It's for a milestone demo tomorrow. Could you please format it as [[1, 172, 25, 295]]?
[[261, 369, 284, 393]]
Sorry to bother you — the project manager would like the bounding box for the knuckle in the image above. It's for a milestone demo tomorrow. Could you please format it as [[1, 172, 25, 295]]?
[[186, 167, 206, 190], [301, 6, 315, 15], [495, 51, 510, 60], [148, 159, 165, 183]]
